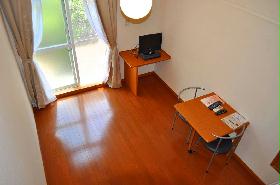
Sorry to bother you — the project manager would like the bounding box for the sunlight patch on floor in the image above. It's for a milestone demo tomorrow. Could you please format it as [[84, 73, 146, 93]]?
[[55, 93, 113, 167]]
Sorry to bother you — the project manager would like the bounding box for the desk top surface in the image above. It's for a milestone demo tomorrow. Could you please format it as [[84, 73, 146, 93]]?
[[175, 92, 237, 143], [119, 49, 171, 68]]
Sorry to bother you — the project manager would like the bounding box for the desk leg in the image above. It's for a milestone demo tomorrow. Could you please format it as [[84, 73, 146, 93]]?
[[124, 62, 138, 95], [187, 129, 196, 153]]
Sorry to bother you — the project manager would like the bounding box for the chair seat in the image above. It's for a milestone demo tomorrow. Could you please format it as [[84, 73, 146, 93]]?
[[204, 137, 233, 154]]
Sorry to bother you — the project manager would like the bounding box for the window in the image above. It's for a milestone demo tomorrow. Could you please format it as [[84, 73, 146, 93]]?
[[34, 0, 109, 91]]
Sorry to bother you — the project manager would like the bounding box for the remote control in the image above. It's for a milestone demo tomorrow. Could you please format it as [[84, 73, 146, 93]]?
[[208, 101, 222, 110], [215, 109, 227, 115]]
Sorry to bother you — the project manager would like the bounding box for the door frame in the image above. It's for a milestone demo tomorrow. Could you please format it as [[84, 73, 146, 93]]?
[[35, 0, 81, 92], [36, 0, 106, 92], [62, 0, 80, 88]]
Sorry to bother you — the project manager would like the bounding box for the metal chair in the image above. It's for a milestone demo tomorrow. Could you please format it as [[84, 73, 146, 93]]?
[[203, 123, 248, 173], [171, 87, 205, 143]]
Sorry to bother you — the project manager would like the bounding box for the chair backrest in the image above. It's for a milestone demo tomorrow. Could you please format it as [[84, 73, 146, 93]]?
[[177, 87, 205, 103], [212, 123, 248, 153], [212, 123, 247, 140]]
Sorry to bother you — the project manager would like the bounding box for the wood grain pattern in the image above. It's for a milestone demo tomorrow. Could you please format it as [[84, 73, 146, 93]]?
[[119, 49, 171, 68], [124, 62, 138, 95], [56, 84, 107, 99], [175, 93, 237, 143], [35, 75, 263, 185], [120, 49, 171, 96]]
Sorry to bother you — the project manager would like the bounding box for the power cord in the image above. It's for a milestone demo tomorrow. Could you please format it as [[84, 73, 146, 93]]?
[[129, 44, 139, 58]]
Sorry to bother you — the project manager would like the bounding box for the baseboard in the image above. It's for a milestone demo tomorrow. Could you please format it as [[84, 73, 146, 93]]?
[[123, 71, 179, 99], [56, 83, 107, 99], [139, 71, 155, 78], [121, 71, 158, 86], [57, 72, 155, 99], [54, 71, 265, 185], [151, 72, 179, 99], [232, 154, 265, 185], [152, 71, 265, 185]]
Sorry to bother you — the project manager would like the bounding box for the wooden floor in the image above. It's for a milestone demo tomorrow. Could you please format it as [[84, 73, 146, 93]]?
[[35, 75, 261, 185]]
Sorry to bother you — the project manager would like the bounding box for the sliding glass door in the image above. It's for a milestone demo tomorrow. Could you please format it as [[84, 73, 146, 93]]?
[[69, 0, 109, 86], [34, 0, 108, 91], [34, 0, 78, 90]]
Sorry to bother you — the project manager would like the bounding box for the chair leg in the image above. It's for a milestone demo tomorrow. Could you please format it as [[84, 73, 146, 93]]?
[[186, 126, 193, 144], [206, 139, 222, 173], [194, 136, 202, 146], [206, 152, 216, 173], [190, 136, 202, 152], [225, 148, 235, 165], [171, 111, 178, 130]]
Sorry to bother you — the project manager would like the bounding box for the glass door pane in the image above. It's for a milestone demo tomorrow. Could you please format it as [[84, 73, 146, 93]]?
[[34, 48, 75, 89], [69, 0, 109, 87], [35, 0, 77, 90], [40, 0, 68, 47]]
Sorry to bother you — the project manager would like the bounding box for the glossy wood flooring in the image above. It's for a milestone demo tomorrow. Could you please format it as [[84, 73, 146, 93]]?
[[35, 75, 261, 185]]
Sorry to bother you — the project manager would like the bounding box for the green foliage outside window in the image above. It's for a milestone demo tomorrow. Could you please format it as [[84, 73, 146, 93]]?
[[70, 0, 96, 41], [40, 0, 96, 48]]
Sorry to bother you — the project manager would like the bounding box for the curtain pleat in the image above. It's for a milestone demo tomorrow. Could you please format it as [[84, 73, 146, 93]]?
[[93, 0, 122, 88], [0, 0, 56, 108]]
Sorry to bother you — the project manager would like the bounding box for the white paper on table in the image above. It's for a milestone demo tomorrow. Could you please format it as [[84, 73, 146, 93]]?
[[200, 95, 224, 107], [221, 112, 248, 129]]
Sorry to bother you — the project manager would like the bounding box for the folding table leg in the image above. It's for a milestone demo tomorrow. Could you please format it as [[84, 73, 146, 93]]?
[[187, 129, 196, 153]]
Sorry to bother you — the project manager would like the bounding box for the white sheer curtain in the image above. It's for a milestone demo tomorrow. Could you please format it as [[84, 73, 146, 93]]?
[[84, 0, 109, 45], [32, 0, 56, 108], [93, 0, 121, 88], [83, 0, 110, 84]]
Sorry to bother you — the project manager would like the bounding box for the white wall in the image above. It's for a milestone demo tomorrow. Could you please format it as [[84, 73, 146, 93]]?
[[0, 15, 47, 185], [117, 0, 162, 77], [155, 0, 279, 184]]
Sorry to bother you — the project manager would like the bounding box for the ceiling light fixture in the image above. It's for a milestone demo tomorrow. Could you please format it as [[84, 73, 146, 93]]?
[[120, 0, 153, 20]]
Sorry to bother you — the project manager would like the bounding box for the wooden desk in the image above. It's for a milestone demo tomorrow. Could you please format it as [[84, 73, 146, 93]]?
[[120, 49, 171, 95], [174, 92, 239, 152]]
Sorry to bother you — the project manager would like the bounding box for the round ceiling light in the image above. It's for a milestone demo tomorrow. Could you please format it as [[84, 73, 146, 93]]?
[[120, 0, 153, 20]]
